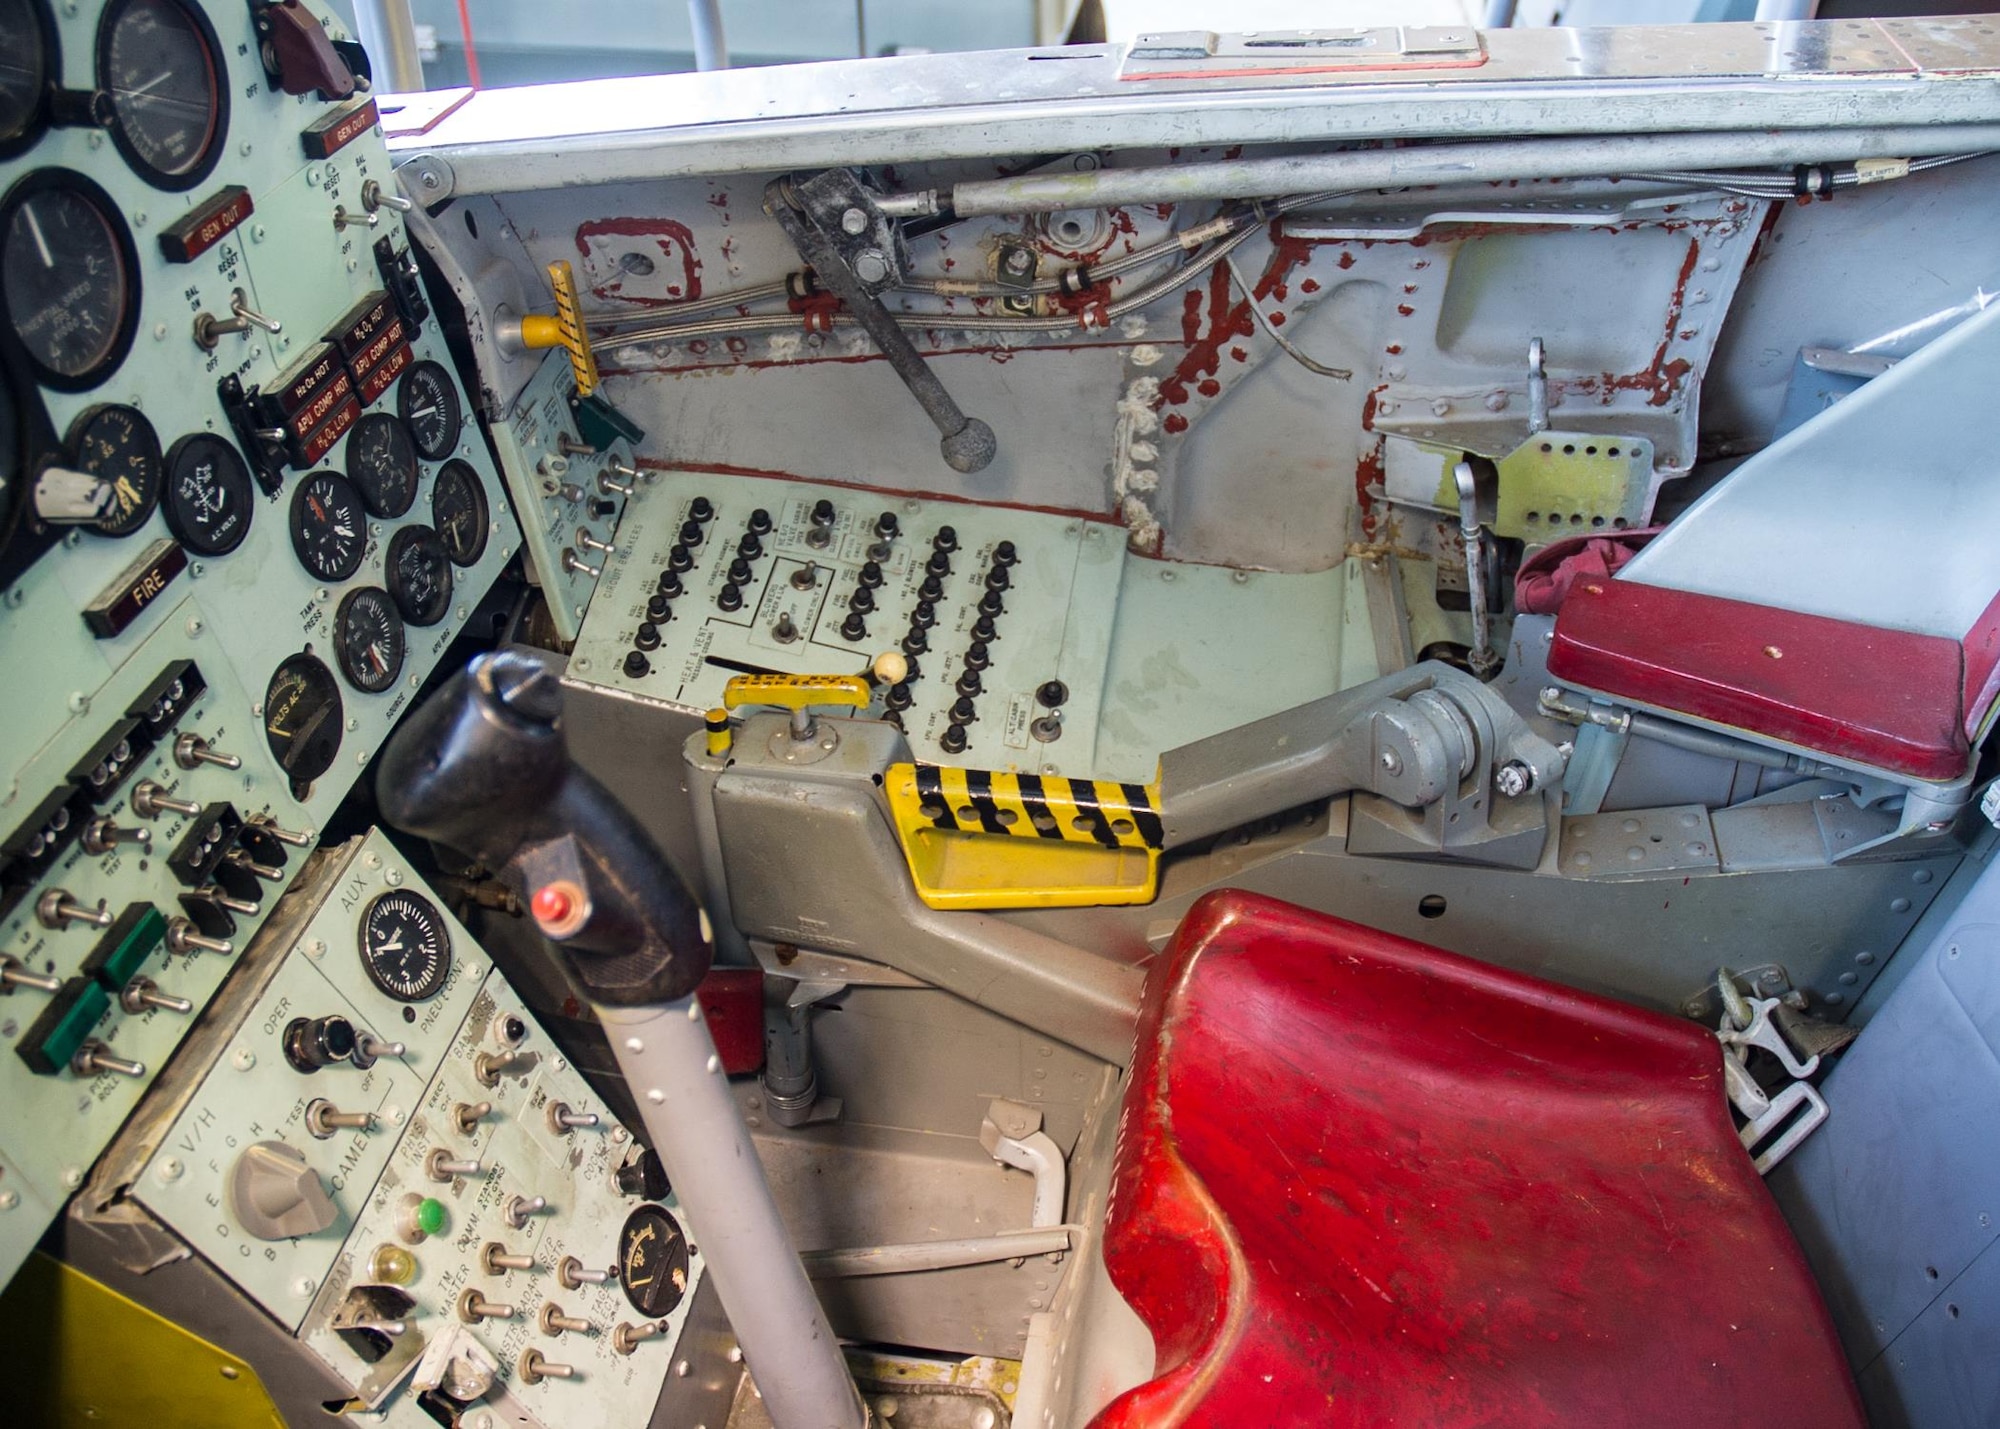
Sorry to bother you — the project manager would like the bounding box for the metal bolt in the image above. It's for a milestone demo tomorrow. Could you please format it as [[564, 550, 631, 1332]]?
[[1431, 398, 1452, 417], [854, 250, 890, 285], [1379, 750, 1401, 775], [1495, 760, 1536, 798], [839, 207, 869, 235]]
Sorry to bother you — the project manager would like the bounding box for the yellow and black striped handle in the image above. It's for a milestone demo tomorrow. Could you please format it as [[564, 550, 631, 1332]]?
[[895, 765, 1164, 849], [517, 260, 601, 398]]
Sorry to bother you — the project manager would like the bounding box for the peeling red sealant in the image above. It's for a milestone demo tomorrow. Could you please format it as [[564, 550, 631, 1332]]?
[[575, 217, 703, 308]]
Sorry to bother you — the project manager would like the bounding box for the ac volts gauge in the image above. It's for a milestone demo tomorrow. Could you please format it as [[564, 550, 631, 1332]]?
[[333, 585, 405, 694], [66, 402, 161, 537], [290, 470, 367, 582], [359, 889, 451, 1003], [263, 651, 342, 788], [617, 1204, 690, 1318], [397, 360, 462, 461], [346, 412, 419, 518], [162, 431, 252, 555], [385, 523, 452, 627]]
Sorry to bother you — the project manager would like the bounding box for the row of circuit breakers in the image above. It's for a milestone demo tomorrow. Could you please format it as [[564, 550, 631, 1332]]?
[[0, 0, 702, 1416]]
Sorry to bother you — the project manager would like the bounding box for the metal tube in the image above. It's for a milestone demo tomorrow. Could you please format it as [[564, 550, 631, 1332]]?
[[803, 1227, 1074, 1278], [947, 124, 2000, 217], [351, 0, 425, 92], [599, 996, 864, 1429], [688, 0, 728, 71], [1482, 0, 1518, 27], [1755, 0, 1818, 21]]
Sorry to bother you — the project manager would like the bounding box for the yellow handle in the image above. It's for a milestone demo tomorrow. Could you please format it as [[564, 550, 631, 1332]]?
[[518, 261, 601, 398], [722, 673, 870, 713]]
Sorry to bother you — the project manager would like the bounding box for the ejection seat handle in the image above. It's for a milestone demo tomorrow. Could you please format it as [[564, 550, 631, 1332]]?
[[376, 646, 867, 1429]]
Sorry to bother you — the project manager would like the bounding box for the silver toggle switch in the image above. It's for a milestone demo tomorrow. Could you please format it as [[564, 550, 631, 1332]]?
[[71, 1039, 145, 1078], [166, 917, 233, 956], [0, 956, 63, 994], [574, 528, 616, 556], [480, 1242, 536, 1274], [457, 1290, 515, 1324], [82, 817, 150, 855], [427, 1148, 484, 1182], [306, 1099, 377, 1138], [360, 178, 414, 213], [36, 890, 113, 931], [331, 205, 381, 231], [131, 780, 200, 820], [120, 977, 192, 1016], [174, 733, 243, 771], [193, 288, 281, 349], [504, 1194, 548, 1229]]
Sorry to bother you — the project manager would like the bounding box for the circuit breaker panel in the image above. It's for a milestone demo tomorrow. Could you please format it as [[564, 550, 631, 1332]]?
[[101, 829, 700, 1425]]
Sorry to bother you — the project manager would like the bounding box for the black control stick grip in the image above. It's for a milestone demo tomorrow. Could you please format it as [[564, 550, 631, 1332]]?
[[376, 647, 711, 1004]]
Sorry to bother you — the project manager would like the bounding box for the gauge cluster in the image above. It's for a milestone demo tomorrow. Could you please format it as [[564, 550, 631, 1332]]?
[[0, 0, 521, 1291]]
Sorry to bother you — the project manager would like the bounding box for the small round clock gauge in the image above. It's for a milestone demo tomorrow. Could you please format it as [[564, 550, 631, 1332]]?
[[358, 889, 452, 1003]]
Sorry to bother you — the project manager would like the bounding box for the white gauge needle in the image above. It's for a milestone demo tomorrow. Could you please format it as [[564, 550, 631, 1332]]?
[[378, 932, 404, 954], [409, 405, 439, 420], [22, 200, 52, 268], [127, 72, 173, 97]]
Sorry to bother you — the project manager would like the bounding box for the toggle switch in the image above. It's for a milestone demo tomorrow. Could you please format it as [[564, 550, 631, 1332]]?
[[131, 780, 200, 820], [174, 734, 242, 771], [192, 289, 282, 349], [475, 1048, 531, 1086], [330, 205, 380, 232], [36, 890, 113, 931], [223, 849, 284, 883], [453, 1100, 492, 1135], [166, 915, 232, 955], [547, 1101, 599, 1134], [519, 1349, 577, 1385], [539, 1302, 593, 1336], [350, 1031, 404, 1070], [306, 1098, 376, 1137], [71, 1039, 145, 1077], [426, 1148, 484, 1182], [557, 1256, 612, 1289], [458, 1291, 516, 1324], [598, 470, 634, 497], [82, 818, 150, 855], [480, 1242, 536, 1275], [0, 956, 62, 994], [789, 565, 817, 591], [359, 178, 414, 214], [612, 1321, 665, 1356], [771, 611, 799, 643], [120, 977, 192, 1016], [575, 528, 616, 556], [561, 549, 602, 580], [504, 1194, 548, 1229], [247, 814, 313, 849]]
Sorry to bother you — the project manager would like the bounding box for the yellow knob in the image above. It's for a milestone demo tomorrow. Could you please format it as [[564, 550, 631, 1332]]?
[[722, 674, 870, 713]]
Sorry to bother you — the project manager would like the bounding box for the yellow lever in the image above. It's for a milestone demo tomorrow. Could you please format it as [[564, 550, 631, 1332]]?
[[723, 673, 871, 743], [517, 260, 600, 398]]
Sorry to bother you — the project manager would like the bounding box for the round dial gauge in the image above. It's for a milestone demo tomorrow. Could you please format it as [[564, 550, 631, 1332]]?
[[1, 170, 139, 390], [263, 652, 343, 789], [290, 470, 367, 582], [397, 360, 462, 462], [345, 412, 419, 519], [358, 889, 452, 1002], [67, 403, 161, 537], [96, 0, 226, 190], [617, 1204, 691, 1318], [333, 585, 405, 694], [430, 459, 488, 568], [0, 0, 56, 159], [385, 524, 452, 627], [162, 431, 251, 555]]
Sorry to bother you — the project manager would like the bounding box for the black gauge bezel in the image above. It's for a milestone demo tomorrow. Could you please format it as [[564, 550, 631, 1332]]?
[[288, 470, 368, 583], [384, 522, 452, 627], [0, 0, 59, 162], [430, 458, 488, 568], [397, 359, 462, 462], [161, 430, 253, 556], [0, 168, 142, 392], [66, 401, 162, 538], [358, 889, 452, 1002], [94, 0, 230, 192], [617, 1203, 691, 1319], [263, 650, 343, 791], [0, 326, 57, 590], [332, 585, 405, 694], [344, 411, 419, 519]]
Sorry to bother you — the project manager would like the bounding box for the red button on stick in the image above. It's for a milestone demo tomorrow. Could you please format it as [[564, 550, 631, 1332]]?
[[531, 882, 586, 936]]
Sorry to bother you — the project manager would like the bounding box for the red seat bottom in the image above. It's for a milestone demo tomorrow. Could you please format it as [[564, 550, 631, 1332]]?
[[1089, 891, 1862, 1429]]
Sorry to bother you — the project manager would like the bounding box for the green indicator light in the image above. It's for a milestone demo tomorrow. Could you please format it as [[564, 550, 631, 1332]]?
[[417, 1197, 446, 1237]]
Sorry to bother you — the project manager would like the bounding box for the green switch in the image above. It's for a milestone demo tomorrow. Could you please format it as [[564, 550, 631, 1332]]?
[[17, 979, 110, 1075], [415, 1197, 447, 1238], [81, 904, 168, 991]]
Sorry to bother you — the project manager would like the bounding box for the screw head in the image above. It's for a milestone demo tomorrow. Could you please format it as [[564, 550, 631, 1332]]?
[[839, 207, 868, 235], [1379, 750, 1402, 775], [1495, 760, 1535, 798], [854, 250, 890, 285]]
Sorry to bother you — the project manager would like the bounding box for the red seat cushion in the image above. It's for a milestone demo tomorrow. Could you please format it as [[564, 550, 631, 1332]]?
[[1089, 890, 1863, 1429], [1547, 577, 1970, 781]]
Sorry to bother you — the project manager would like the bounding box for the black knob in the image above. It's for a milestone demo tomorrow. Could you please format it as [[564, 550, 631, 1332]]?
[[727, 558, 753, 585], [964, 640, 990, 671], [992, 540, 1018, 567], [858, 560, 884, 589], [918, 574, 944, 603], [875, 512, 899, 539], [901, 628, 928, 657], [985, 565, 1011, 593], [623, 650, 652, 678], [718, 583, 743, 612], [811, 499, 836, 527], [884, 681, 913, 711], [738, 532, 763, 560], [948, 696, 977, 725], [680, 520, 705, 547], [849, 586, 875, 615], [840, 612, 868, 641], [614, 1147, 672, 1200], [747, 507, 772, 535], [940, 725, 968, 754], [956, 669, 983, 698], [283, 1014, 357, 1074], [589, 497, 617, 520], [657, 570, 684, 600], [910, 600, 936, 629], [1037, 680, 1069, 708], [972, 614, 997, 642], [900, 655, 922, 683], [645, 594, 672, 622], [925, 549, 953, 578], [933, 525, 958, 553], [667, 544, 694, 573], [689, 496, 715, 522], [634, 622, 661, 651], [977, 589, 1005, 618]]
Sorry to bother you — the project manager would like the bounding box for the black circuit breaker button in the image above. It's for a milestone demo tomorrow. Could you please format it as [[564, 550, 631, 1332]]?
[[884, 682, 913, 712], [985, 565, 1011, 593], [901, 628, 928, 657], [667, 544, 694, 574], [910, 600, 936, 629], [992, 539, 1018, 567], [633, 622, 661, 652], [646, 594, 672, 623], [956, 669, 983, 698], [848, 586, 875, 615], [1037, 680, 1069, 708], [925, 549, 953, 579], [737, 532, 762, 560], [857, 560, 884, 590], [717, 584, 744, 613], [747, 507, 773, 536], [977, 590, 1006, 618], [918, 574, 944, 603], [657, 570, 684, 600], [939, 725, 968, 755], [624, 650, 651, 678], [948, 696, 977, 726], [875, 512, 899, 539], [727, 558, 754, 586], [689, 496, 715, 522], [679, 520, 705, 547], [932, 525, 958, 553], [972, 614, 998, 643], [810, 499, 836, 528], [964, 640, 991, 672], [840, 612, 868, 642]]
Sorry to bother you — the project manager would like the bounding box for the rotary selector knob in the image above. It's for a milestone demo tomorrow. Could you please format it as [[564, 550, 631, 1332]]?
[[228, 1140, 340, 1240]]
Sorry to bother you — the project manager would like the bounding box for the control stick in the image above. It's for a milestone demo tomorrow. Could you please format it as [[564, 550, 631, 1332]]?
[[377, 648, 865, 1429]]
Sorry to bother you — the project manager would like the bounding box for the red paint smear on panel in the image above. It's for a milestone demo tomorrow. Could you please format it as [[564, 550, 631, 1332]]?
[[575, 217, 703, 308]]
